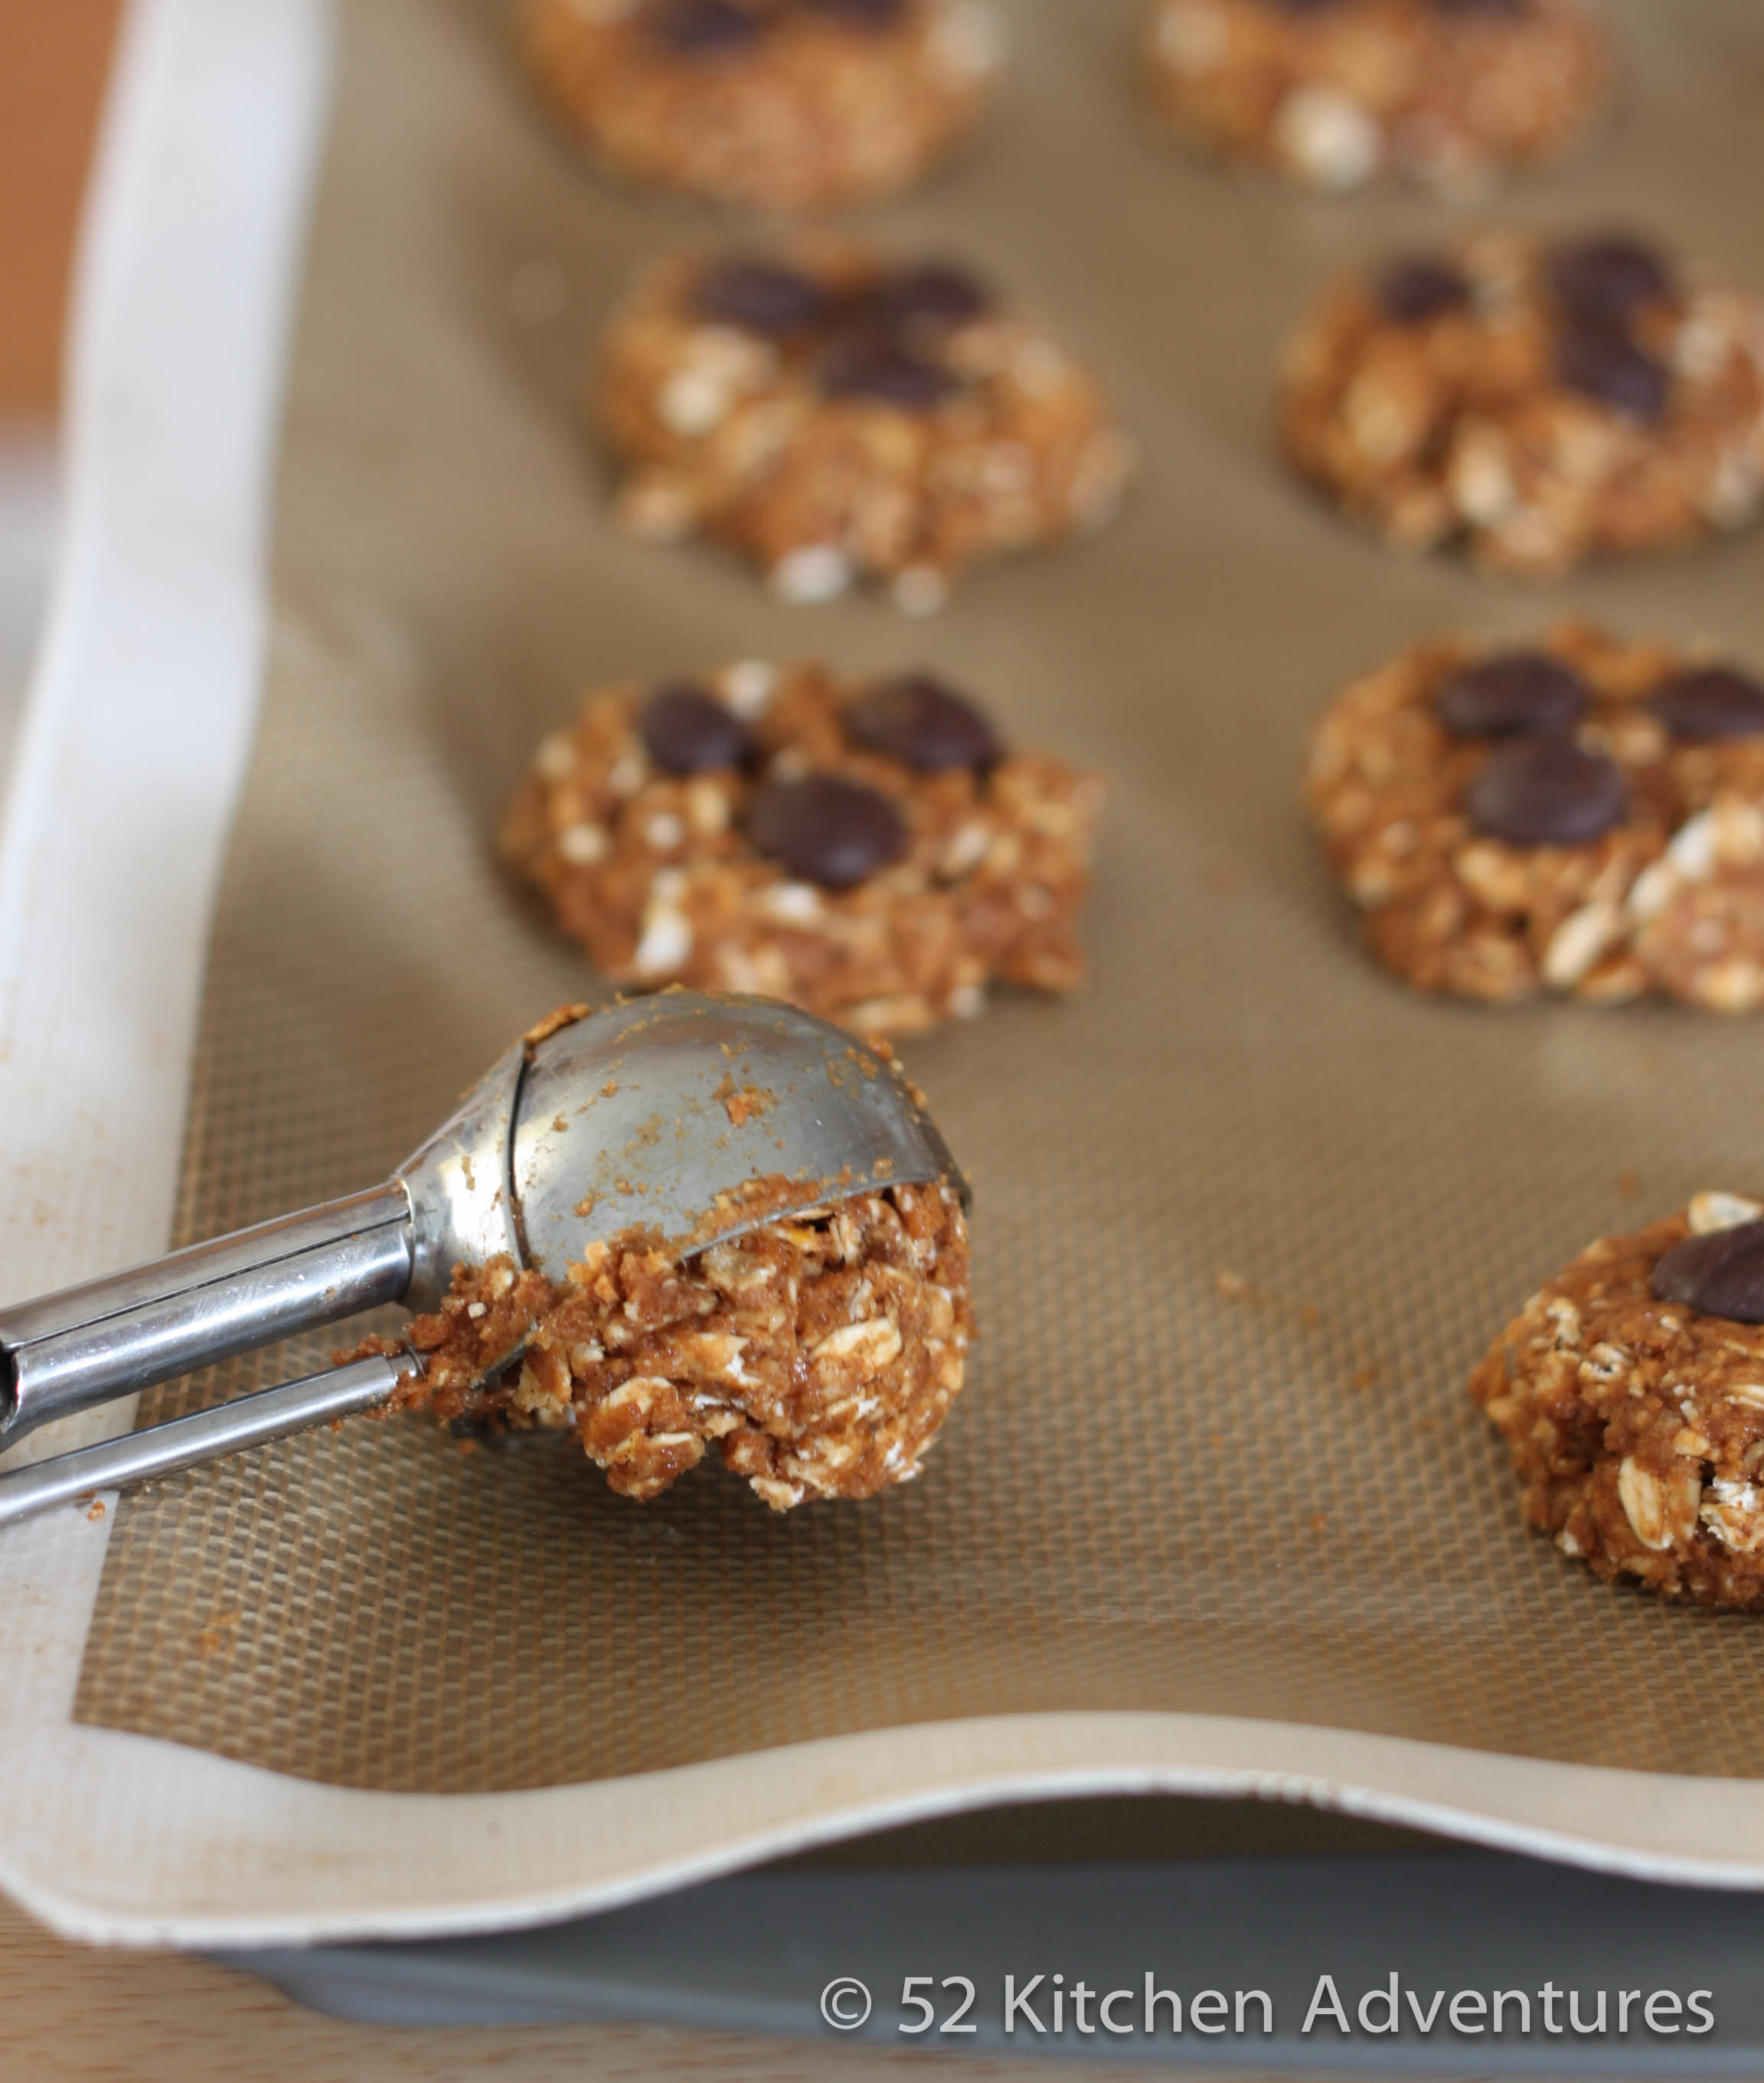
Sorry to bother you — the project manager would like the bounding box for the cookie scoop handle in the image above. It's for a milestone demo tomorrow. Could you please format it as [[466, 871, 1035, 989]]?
[[0, 1352, 416, 1531], [0, 1186, 413, 1453]]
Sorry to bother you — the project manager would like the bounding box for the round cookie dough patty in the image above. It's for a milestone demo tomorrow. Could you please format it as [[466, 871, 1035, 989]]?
[[600, 249, 1137, 610], [501, 660, 1104, 1035], [1306, 623, 1764, 1010], [1143, 0, 1608, 193], [1280, 230, 1764, 574], [523, 0, 1006, 211], [1472, 1193, 1764, 1609]]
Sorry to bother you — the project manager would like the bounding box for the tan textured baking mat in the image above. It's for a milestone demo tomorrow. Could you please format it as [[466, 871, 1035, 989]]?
[[72, 0, 1764, 1794]]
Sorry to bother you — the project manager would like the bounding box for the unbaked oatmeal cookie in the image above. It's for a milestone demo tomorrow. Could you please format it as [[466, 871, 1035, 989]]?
[[501, 660, 1103, 1034], [1473, 1192, 1764, 1608], [523, 0, 1005, 211], [600, 247, 1137, 609], [1281, 229, 1764, 574], [368, 1175, 971, 1513], [1307, 622, 1764, 1009], [1143, 0, 1608, 194]]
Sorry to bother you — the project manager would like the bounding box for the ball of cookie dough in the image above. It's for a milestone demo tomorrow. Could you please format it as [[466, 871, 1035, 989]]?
[[1142, 0, 1609, 193], [384, 1174, 972, 1513], [599, 248, 1138, 609], [521, 0, 1006, 211], [1305, 622, 1764, 1009], [501, 660, 1106, 1034], [1472, 1191, 1764, 1608], [1279, 229, 1764, 575]]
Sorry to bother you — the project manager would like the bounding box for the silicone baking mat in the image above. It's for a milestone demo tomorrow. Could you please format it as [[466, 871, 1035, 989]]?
[[72, 0, 1764, 1794]]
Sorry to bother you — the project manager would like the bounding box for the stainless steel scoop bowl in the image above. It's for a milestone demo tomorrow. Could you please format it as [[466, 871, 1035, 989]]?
[[0, 993, 965, 1530]]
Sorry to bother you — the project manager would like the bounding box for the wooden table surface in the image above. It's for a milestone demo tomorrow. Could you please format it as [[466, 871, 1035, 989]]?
[[0, 0, 119, 416]]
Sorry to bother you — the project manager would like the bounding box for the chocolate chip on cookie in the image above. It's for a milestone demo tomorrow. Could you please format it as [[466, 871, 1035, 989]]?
[[1652, 1220, 1764, 1325], [816, 338, 959, 410], [1465, 740, 1628, 847], [1378, 256, 1473, 325], [1547, 235, 1675, 322], [638, 684, 757, 773], [799, 0, 910, 28], [745, 775, 910, 888], [874, 263, 995, 331], [844, 674, 1001, 772], [1555, 319, 1671, 423], [1650, 666, 1764, 743], [1434, 652, 1588, 739], [693, 260, 829, 336], [645, 0, 766, 55]]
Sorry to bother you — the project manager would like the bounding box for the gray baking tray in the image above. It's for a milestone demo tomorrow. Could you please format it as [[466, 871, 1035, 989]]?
[[219, 1797, 1764, 2072]]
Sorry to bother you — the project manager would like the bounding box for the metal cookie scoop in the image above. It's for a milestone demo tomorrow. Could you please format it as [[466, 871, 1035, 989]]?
[[0, 993, 966, 1531]]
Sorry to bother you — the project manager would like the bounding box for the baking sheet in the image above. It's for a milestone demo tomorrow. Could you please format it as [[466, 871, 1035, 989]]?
[[69, 0, 1764, 1803], [221, 1846, 1764, 2071]]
